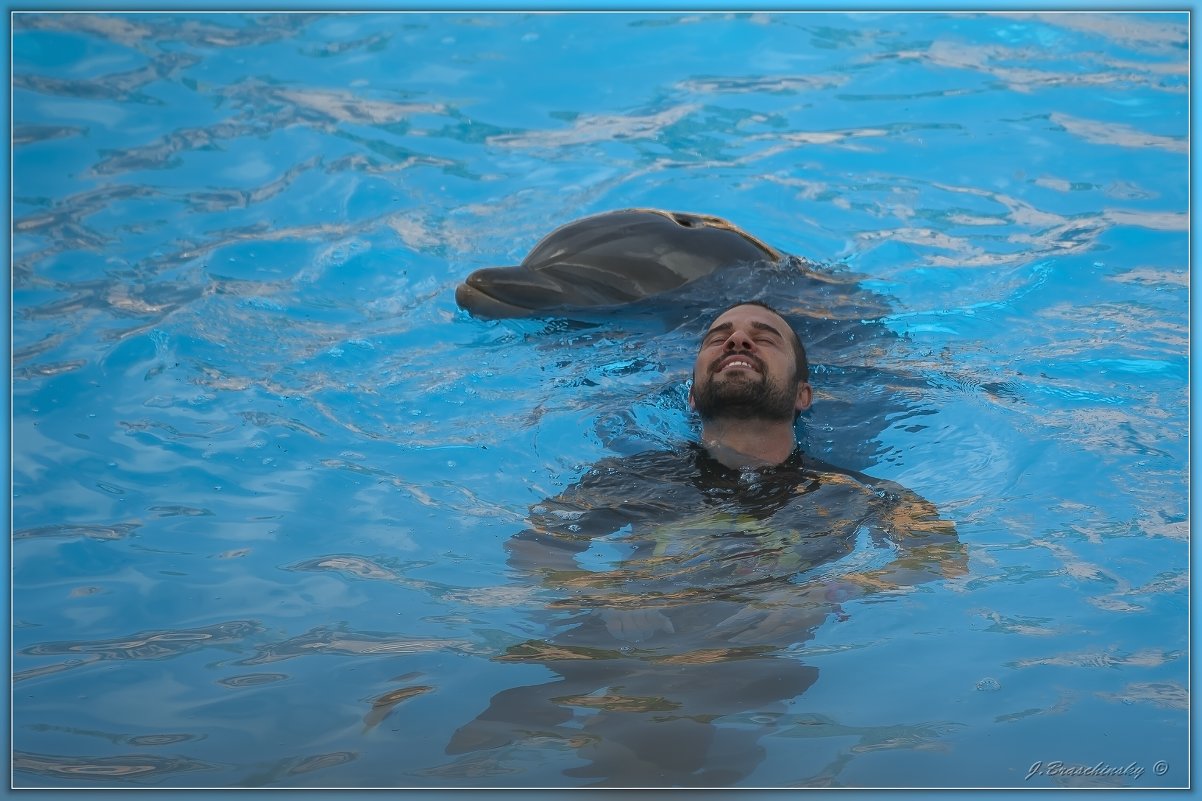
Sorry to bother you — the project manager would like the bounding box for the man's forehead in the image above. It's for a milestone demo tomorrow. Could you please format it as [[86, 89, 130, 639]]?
[[706, 305, 789, 333]]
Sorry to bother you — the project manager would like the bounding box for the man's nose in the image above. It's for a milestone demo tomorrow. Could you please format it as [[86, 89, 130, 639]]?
[[724, 329, 754, 350]]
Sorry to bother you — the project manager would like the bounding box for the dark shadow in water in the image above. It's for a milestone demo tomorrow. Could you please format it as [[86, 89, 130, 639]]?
[[498, 258, 940, 475], [447, 628, 822, 786], [443, 444, 967, 787]]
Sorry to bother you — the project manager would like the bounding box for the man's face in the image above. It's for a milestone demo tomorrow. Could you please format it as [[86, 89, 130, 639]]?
[[689, 304, 812, 422]]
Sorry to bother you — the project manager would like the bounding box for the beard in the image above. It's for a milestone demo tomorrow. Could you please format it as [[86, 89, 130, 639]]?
[[692, 368, 799, 423]]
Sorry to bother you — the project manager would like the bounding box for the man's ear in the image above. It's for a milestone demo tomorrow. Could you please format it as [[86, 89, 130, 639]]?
[[795, 382, 813, 413]]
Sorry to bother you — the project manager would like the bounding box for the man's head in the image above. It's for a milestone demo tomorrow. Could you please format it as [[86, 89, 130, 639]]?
[[689, 301, 812, 422]]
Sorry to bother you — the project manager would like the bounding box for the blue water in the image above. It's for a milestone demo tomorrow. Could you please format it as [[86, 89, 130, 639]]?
[[11, 11, 1189, 790]]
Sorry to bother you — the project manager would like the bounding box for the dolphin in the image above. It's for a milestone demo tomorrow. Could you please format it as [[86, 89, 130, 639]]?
[[455, 208, 792, 319]]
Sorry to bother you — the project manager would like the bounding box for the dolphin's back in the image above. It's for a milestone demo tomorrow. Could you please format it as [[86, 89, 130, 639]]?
[[524, 209, 779, 278]]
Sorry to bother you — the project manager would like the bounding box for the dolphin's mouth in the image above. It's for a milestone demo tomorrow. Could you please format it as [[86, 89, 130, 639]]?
[[455, 265, 576, 318], [454, 280, 538, 319], [456, 262, 648, 319]]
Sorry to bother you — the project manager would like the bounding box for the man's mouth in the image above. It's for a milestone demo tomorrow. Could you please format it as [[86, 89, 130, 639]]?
[[713, 354, 762, 374]]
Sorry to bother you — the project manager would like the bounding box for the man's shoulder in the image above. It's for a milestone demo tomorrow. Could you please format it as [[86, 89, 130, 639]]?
[[798, 453, 904, 496], [576, 444, 703, 484], [794, 454, 956, 538]]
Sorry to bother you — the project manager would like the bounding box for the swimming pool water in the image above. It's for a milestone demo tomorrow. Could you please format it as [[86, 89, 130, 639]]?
[[11, 11, 1189, 789]]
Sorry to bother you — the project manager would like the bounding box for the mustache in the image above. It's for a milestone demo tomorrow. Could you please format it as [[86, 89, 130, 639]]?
[[709, 350, 764, 376]]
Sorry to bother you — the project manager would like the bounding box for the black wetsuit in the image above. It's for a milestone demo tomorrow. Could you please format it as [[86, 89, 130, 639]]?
[[512, 443, 953, 606], [446, 444, 963, 787]]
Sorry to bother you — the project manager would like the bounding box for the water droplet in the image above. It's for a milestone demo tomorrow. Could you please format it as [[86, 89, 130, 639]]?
[[976, 677, 1001, 691]]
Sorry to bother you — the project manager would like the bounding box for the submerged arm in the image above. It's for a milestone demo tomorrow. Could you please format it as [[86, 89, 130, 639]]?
[[504, 502, 610, 579], [504, 459, 647, 582], [715, 480, 966, 644], [843, 479, 968, 593]]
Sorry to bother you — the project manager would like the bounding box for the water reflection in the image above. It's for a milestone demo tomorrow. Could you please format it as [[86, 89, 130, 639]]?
[[17, 620, 261, 682], [16, 11, 322, 51], [14, 521, 141, 542], [217, 672, 289, 688], [238, 625, 482, 665], [25, 723, 204, 748], [238, 750, 358, 787], [363, 683, 434, 733], [13, 124, 84, 145], [14, 750, 214, 784], [1096, 681, 1188, 710], [182, 155, 323, 213], [12, 52, 200, 103]]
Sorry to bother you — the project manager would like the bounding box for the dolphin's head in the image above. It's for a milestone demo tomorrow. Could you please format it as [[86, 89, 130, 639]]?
[[455, 209, 782, 319]]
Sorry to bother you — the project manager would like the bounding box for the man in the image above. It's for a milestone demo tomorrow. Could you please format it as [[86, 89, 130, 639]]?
[[445, 302, 966, 786], [689, 300, 814, 467]]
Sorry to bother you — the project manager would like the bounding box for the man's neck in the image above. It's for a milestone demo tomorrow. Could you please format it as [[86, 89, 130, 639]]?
[[698, 417, 797, 469]]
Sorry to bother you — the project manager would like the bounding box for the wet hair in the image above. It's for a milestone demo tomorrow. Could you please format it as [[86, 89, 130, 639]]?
[[709, 300, 810, 383]]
